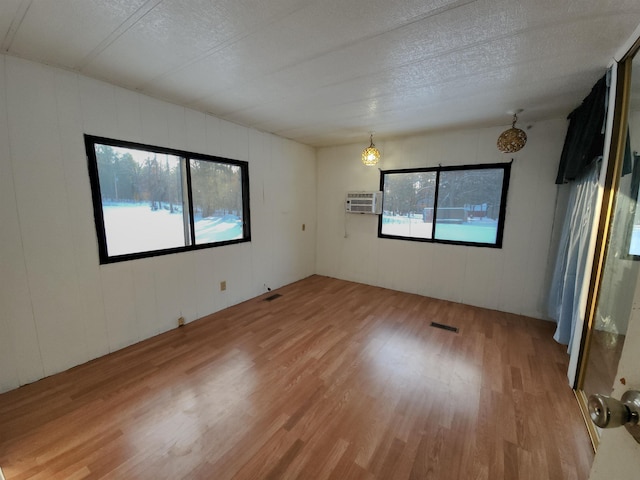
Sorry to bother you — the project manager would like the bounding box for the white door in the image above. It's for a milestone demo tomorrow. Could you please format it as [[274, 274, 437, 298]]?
[[588, 45, 640, 480], [589, 289, 640, 478]]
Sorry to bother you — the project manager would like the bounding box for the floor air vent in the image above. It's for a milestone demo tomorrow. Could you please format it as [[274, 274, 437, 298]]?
[[264, 293, 282, 302], [430, 321, 458, 333]]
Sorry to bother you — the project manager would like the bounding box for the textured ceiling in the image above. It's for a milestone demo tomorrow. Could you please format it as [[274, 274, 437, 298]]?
[[2, 0, 640, 147]]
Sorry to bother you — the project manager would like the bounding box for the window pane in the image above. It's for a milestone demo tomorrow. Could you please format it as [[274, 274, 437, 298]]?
[[87, 135, 251, 264], [381, 171, 437, 239], [95, 144, 186, 256], [190, 160, 245, 244], [378, 163, 509, 247], [434, 168, 505, 244]]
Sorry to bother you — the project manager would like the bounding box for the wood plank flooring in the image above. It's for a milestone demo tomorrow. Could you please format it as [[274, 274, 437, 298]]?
[[0, 275, 594, 479]]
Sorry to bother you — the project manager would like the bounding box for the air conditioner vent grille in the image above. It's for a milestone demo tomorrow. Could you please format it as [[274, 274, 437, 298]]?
[[345, 191, 383, 215]]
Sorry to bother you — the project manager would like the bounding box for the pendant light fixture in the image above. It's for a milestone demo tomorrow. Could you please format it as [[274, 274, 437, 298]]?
[[362, 132, 381, 166], [497, 110, 527, 153]]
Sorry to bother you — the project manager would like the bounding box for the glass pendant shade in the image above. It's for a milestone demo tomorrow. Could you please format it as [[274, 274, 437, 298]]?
[[497, 113, 527, 153], [362, 134, 380, 166]]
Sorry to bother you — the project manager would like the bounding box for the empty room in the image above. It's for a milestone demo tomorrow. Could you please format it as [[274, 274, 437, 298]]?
[[2, 1, 640, 479]]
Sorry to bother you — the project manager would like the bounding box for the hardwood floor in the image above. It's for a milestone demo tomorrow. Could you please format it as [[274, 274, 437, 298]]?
[[0, 276, 593, 479]]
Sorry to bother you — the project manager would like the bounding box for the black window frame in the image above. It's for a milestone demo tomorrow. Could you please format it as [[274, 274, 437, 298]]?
[[378, 162, 511, 248], [85, 134, 251, 264]]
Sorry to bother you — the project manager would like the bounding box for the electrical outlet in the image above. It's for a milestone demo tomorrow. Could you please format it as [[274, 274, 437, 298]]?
[[178, 316, 185, 327], [220, 281, 227, 291]]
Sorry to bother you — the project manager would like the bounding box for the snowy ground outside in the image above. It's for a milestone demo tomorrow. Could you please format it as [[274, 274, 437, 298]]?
[[381, 214, 498, 244], [103, 203, 243, 256]]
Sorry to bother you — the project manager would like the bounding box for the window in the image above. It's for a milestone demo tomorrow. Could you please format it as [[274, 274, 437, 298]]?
[[378, 163, 510, 247], [85, 135, 250, 263]]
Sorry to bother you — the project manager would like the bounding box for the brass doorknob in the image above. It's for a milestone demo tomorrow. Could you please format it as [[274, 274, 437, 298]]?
[[587, 390, 640, 444]]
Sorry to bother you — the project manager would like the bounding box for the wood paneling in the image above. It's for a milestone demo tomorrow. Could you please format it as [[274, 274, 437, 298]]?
[[315, 119, 567, 320], [0, 276, 593, 479], [0, 55, 317, 393]]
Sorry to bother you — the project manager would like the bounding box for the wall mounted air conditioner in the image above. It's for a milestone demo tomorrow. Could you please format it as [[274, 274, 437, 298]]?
[[345, 191, 383, 214]]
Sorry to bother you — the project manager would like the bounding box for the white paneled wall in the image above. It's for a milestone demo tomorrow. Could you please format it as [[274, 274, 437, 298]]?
[[0, 55, 317, 393], [0, 52, 567, 394], [316, 119, 567, 319]]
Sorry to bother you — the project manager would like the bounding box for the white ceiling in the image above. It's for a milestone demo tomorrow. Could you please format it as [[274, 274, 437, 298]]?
[[1, 0, 639, 147]]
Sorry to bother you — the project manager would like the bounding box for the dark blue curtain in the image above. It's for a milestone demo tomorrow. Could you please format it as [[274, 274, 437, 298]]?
[[555, 74, 608, 184]]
